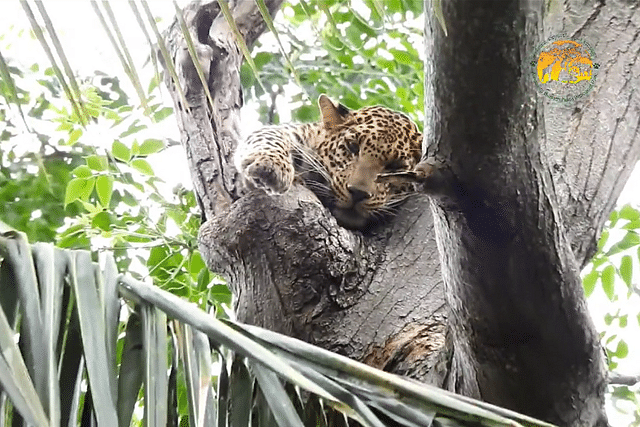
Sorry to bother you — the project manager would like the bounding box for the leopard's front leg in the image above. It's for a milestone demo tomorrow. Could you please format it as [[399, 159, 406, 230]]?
[[234, 125, 296, 195]]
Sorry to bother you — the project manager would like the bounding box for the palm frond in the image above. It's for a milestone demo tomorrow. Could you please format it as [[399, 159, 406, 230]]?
[[138, 0, 191, 115], [32, 2, 88, 120], [173, 1, 216, 112], [116, 311, 144, 427], [91, 1, 151, 116], [19, 0, 87, 126], [0, 229, 558, 427], [255, 0, 308, 101], [217, 0, 268, 94], [141, 304, 168, 425], [127, 1, 162, 95], [68, 250, 119, 424], [0, 268, 49, 426], [177, 323, 216, 426]]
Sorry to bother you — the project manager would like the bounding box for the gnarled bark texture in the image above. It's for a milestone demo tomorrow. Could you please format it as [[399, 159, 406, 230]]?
[[162, 1, 640, 426]]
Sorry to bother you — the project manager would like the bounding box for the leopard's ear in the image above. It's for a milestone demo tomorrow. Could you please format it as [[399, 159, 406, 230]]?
[[318, 94, 350, 130]]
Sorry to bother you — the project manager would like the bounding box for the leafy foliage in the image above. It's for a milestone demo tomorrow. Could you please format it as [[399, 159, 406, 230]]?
[[582, 203, 640, 425], [0, 15, 227, 425], [0, 57, 85, 243], [241, 0, 424, 126]]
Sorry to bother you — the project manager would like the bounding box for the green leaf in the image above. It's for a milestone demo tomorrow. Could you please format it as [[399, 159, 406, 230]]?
[[65, 177, 93, 206], [597, 230, 609, 252], [604, 313, 613, 326], [72, 165, 92, 178], [605, 333, 618, 345], [131, 140, 140, 156], [605, 231, 640, 257], [87, 155, 108, 171], [293, 105, 317, 122], [57, 223, 89, 249], [119, 121, 148, 139], [139, 139, 166, 156], [615, 340, 629, 359], [148, 245, 169, 267], [197, 268, 210, 292], [210, 284, 232, 305], [619, 255, 632, 288], [389, 48, 413, 65], [254, 52, 273, 69], [130, 158, 154, 175], [112, 140, 131, 162], [582, 269, 598, 297], [189, 251, 206, 277], [619, 314, 628, 328], [601, 265, 615, 301], [67, 128, 83, 145], [80, 200, 101, 214], [611, 385, 634, 400], [619, 204, 640, 221], [153, 106, 173, 122], [622, 219, 640, 230], [91, 211, 111, 231], [96, 175, 114, 207]]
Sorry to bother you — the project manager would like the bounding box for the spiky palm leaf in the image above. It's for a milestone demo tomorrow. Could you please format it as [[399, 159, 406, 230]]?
[[0, 225, 555, 427]]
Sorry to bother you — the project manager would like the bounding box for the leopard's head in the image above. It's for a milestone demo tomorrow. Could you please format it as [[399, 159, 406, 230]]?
[[311, 95, 423, 230]]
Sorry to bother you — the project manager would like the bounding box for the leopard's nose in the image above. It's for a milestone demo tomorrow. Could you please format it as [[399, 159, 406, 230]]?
[[347, 185, 372, 203]]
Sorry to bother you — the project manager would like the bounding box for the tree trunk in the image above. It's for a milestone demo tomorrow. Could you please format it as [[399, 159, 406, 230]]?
[[162, 1, 640, 426], [423, 0, 640, 425]]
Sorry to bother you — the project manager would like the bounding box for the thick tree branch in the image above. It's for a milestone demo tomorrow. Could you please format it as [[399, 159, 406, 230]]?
[[609, 372, 640, 387]]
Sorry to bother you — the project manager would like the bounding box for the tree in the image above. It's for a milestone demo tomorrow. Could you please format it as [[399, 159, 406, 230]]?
[[1, 0, 639, 425], [161, 1, 640, 427]]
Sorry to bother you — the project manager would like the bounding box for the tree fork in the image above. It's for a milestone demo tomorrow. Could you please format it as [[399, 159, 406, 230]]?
[[162, 0, 448, 385]]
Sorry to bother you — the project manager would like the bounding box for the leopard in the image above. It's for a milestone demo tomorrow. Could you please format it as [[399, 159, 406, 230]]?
[[234, 94, 424, 231]]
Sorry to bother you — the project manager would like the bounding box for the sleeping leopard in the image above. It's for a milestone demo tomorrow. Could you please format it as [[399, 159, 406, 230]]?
[[234, 95, 424, 230]]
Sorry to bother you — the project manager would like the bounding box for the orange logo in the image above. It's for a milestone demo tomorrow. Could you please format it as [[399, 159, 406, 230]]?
[[531, 35, 598, 102], [537, 40, 593, 84]]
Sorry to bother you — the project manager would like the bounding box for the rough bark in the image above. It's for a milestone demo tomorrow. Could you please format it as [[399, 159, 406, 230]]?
[[161, 0, 640, 426], [424, 0, 640, 425]]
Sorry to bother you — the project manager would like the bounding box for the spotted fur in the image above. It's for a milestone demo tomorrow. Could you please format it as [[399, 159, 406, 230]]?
[[234, 95, 423, 230]]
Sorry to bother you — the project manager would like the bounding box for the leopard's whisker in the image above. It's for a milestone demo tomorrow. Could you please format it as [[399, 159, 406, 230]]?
[[291, 140, 332, 184]]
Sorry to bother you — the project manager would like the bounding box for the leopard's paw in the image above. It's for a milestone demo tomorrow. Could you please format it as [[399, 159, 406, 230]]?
[[241, 155, 295, 195], [412, 157, 452, 196]]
